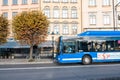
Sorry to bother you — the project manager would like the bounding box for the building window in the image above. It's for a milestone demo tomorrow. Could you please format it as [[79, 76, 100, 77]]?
[[71, 7, 77, 19], [117, 0, 120, 3], [12, 12, 18, 17], [89, 14, 96, 25], [118, 11, 120, 24], [22, 0, 27, 4], [63, 24, 69, 35], [12, 0, 18, 5], [32, 0, 38, 4], [70, 0, 77, 3], [102, 0, 110, 6], [53, 6, 59, 18], [48, 27, 51, 34], [3, 0, 8, 6], [62, 7, 68, 19], [53, 24, 59, 34], [53, 0, 59, 3], [117, 0, 120, 6], [72, 24, 77, 34], [103, 15, 110, 25], [44, 0, 50, 3], [44, 6, 50, 18], [89, 0, 96, 6], [62, 0, 68, 3], [2, 12, 8, 18]]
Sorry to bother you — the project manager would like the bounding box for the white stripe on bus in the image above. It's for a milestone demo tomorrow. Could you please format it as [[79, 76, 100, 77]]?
[[62, 58, 82, 61]]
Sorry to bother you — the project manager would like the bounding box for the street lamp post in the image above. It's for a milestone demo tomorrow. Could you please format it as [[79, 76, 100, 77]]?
[[51, 32, 54, 59], [112, 0, 115, 30]]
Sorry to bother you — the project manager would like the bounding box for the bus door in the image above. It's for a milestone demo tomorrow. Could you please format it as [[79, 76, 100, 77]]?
[[61, 40, 80, 63]]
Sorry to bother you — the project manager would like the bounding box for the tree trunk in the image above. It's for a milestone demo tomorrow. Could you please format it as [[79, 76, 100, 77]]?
[[29, 45, 33, 60]]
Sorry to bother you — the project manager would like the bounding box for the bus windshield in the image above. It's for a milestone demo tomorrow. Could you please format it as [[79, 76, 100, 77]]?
[[56, 36, 77, 54], [62, 39, 76, 53]]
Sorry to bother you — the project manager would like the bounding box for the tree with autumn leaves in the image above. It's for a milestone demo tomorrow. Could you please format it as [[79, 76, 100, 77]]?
[[12, 11, 49, 61], [0, 15, 9, 44]]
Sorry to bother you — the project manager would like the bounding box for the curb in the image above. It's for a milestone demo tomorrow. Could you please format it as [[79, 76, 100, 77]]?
[[0, 59, 54, 65]]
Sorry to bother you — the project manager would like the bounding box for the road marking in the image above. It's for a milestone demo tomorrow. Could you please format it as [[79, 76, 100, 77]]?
[[0, 64, 120, 71]]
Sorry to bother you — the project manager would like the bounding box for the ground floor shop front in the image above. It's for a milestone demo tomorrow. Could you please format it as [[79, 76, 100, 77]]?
[[0, 47, 54, 59]]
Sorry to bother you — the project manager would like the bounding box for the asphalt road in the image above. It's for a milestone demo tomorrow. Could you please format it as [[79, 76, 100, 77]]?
[[0, 63, 120, 80]]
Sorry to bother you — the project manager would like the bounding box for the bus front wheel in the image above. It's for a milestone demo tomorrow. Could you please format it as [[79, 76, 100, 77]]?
[[82, 55, 92, 65]]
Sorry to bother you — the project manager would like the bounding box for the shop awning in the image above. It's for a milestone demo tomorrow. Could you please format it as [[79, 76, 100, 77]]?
[[38, 41, 57, 47], [0, 38, 30, 48]]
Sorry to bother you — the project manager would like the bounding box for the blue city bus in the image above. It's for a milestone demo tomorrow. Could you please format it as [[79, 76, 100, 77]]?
[[55, 31, 120, 64]]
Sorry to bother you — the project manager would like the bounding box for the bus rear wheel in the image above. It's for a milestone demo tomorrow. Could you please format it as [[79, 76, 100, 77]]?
[[82, 55, 92, 65]]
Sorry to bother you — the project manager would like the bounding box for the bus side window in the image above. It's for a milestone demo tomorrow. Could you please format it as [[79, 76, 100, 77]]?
[[88, 42, 93, 51], [77, 41, 83, 52], [114, 40, 120, 51], [81, 42, 88, 52], [93, 42, 103, 52], [102, 42, 106, 51], [107, 44, 111, 51], [77, 41, 81, 52], [106, 41, 114, 51]]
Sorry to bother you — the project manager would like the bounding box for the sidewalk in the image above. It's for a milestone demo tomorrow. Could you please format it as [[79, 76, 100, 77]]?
[[0, 59, 54, 65]]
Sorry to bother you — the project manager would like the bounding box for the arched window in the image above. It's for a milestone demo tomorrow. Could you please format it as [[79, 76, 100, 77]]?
[[62, 7, 68, 19], [44, 0, 50, 3], [71, 7, 77, 19], [32, 0, 38, 4], [53, 0, 59, 2], [89, 0, 96, 6], [53, 6, 60, 18], [53, 23, 59, 34], [62, 23, 69, 35], [71, 23, 78, 34], [12, 0, 18, 5], [22, 0, 27, 4], [43, 6, 50, 18], [3, 0, 8, 5], [70, 0, 77, 3], [2, 12, 8, 18], [62, 0, 68, 3]]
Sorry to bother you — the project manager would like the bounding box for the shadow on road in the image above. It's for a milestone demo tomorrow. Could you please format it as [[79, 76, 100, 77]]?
[[89, 77, 120, 80], [54, 61, 120, 66]]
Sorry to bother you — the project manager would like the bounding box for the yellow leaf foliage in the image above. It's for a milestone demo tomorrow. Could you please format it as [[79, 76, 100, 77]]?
[[0, 15, 9, 44], [12, 11, 50, 46]]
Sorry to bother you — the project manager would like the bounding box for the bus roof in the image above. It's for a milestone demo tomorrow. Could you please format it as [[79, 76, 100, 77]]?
[[78, 31, 120, 37], [61, 36, 78, 40]]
